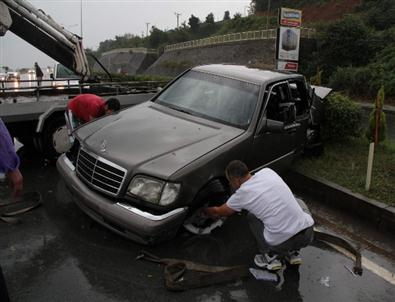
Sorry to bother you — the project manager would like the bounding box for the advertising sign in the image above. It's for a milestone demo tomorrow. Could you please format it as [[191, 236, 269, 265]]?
[[277, 26, 300, 61], [277, 60, 298, 72], [280, 7, 302, 27]]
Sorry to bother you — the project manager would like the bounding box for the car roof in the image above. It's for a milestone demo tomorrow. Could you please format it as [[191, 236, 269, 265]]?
[[193, 64, 303, 86]]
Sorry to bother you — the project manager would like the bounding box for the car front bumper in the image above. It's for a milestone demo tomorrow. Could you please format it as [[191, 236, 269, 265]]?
[[57, 154, 188, 245]]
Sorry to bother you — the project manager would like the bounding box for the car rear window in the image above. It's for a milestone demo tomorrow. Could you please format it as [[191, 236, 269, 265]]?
[[155, 70, 260, 129]]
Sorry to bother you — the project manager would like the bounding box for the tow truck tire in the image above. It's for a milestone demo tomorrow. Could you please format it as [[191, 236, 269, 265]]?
[[42, 115, 67, 160]]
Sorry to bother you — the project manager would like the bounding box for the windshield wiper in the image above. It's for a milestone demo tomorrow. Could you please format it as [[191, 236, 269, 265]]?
[[164, 103, 192, 115]]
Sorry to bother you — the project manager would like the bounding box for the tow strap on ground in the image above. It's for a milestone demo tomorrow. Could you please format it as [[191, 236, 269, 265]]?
[[137, 229, 362, 291], [136, 250, 251, 291], [314, 229, 363, 275], [0, 191, 42, 224]]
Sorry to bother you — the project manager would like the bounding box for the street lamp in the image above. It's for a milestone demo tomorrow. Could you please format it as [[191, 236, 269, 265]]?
[[174, 12, 181, 28], [80, 0, 83, 37], [266, 0, 271, 30], [146, 22, 150, 37]]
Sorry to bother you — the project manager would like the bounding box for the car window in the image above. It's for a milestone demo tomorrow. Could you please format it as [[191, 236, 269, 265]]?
[[155, 70, 260, 129], [264, 82, 296, 124], [289, 80, 309, 116], [56, 64, 78, 79]]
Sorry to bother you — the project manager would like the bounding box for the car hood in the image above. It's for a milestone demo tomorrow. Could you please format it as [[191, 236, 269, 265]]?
[[76, 102, 244, 178]]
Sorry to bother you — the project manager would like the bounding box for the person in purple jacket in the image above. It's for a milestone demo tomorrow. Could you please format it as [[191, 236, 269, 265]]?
[[1, 118, 24, 301], [0, 118, 23, 198]]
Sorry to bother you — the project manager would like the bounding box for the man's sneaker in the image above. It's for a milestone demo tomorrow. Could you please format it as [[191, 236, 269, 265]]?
[[254, 253, 282, 271], [286, 250, 302, 265]]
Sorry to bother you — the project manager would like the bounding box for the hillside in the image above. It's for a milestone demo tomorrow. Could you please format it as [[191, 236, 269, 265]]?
[[255, 0, 362, 24]]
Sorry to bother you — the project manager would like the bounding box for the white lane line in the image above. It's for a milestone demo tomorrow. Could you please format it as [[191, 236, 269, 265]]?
[[327, 243, 395, 286]]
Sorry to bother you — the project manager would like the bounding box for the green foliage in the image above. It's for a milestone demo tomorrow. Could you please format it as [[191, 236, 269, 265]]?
[[294, 136, 395, 206], [322, 93, 363, 141], [205, 13, 215, 24], [366, 86, 387, 143], [359, 0, 395, 30], [223, 11, 230, 21], [309, 68, 322, 85], [148, 27, 169, 49], [318, 16, 372, 74], [160, 60, 193, 70], [188, 15, 200, 32]]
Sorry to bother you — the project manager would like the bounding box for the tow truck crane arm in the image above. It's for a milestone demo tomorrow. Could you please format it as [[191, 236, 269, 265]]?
[[0, 0, 90, 80]]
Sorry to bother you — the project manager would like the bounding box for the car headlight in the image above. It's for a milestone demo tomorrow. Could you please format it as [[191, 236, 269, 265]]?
[[127, 176, 180, 206]]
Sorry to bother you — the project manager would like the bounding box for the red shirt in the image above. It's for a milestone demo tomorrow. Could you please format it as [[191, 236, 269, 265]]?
[[67, 94, 105, 123]]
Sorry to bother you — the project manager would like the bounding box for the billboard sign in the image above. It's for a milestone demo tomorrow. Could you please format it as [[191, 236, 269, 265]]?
[[279, 7, 302, 27], [277, 26, 300, 61]]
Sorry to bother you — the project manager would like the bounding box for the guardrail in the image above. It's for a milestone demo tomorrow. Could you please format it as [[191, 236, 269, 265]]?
[[0, 79, 168, 102], [164, 27, 316, 52]]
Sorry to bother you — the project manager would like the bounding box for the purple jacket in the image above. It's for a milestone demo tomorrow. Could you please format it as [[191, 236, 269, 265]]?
[[0, 118, 20, 174]]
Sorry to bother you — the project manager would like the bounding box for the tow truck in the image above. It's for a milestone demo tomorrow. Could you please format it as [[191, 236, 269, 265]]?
[[0, 0, 164, 158]]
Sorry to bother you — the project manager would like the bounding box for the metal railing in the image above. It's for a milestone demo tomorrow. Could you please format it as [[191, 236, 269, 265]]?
[[102, 47, 158, 56], [0, 79, 168, 103], [164, 27, 316, 52]]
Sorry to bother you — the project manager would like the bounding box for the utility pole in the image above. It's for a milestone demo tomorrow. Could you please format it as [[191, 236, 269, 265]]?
[[174, 12, 181, 28], [266, 0, 271, 30], [80, 0, 83, 37], [146, 22, 150, 37]]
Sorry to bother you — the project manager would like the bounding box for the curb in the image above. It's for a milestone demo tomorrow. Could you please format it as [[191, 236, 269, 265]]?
[[284, 169, 395, 233]]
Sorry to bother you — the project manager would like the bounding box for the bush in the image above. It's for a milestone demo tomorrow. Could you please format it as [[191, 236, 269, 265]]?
[[322, 93, 363, 141]]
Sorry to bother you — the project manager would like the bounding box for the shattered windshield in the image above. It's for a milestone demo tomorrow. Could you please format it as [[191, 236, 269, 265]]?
[[155, 70, 260, 129]]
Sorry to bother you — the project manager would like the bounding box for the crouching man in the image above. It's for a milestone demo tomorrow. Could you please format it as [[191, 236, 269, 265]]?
[[204, 160, 314, 271]]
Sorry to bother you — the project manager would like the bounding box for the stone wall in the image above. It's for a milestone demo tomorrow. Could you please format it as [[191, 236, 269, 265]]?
[[145, 39, 277, 77], [93, 48, 158, 75]]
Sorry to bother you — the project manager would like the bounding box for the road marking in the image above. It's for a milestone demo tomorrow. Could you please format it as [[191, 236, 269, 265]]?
[[327, 243, 395, 286]]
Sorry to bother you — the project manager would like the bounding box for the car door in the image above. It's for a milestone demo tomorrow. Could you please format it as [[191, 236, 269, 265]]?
[[246, 81, 304, 172]]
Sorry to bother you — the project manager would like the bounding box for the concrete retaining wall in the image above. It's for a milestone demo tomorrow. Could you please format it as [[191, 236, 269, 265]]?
[[285, 169, 395, 233], [93, 49, 158, 75], [145, 39, 277, 77]]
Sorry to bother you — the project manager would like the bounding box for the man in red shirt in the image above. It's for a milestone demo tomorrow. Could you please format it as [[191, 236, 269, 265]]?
[[67, 94, 120, 124]]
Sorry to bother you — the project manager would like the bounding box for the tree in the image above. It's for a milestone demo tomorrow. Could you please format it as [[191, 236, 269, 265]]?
[[361, 0, 395, 30], [188, 14, 200, 32], [148, 27, 168, 48], [223, 11, 230, 21], [318, 16, 372, 76], [205, 13, 215, 25], [233, 12, 242, 19]]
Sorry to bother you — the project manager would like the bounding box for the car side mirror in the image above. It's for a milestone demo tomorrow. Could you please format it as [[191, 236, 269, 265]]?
[[50, 73, 54, 80], [257, 118, 284, 134]]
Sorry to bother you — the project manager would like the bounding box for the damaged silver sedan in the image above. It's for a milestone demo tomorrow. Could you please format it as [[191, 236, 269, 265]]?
[[57, 64, 330, 244]]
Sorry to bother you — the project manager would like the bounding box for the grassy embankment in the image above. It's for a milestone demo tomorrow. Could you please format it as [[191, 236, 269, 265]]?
[[294, 138, 395, 206]]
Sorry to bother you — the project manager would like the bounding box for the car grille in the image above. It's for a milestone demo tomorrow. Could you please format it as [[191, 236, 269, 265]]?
[[76, 148, 127, 196]]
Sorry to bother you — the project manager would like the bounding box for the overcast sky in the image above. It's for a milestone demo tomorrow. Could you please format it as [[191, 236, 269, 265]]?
[[1, 0, 251, 70]]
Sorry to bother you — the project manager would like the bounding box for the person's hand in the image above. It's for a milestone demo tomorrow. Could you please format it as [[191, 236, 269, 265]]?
[[203, 207, 218, 218], [7, 168, 23, 199]]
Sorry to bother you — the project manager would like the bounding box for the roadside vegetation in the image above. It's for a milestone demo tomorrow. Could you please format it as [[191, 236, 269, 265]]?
[[295, 137, 395, 206], [294, 92, 395, 206]]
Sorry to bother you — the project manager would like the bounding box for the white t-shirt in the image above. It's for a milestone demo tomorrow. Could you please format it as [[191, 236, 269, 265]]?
[[226, 168, 314, 246]]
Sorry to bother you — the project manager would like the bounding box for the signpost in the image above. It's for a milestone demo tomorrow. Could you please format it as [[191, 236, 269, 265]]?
[[276, 7, 302, 72]]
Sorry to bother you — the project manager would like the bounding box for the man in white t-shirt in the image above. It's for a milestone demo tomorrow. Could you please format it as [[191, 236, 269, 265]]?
[[204, 160, 314, 271]]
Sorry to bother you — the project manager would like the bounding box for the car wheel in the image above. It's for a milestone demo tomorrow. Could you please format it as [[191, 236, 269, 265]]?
[[42, 115, 67, 160]]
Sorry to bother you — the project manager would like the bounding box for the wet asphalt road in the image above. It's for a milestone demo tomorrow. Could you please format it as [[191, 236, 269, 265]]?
[[1, 156, 395, 302]]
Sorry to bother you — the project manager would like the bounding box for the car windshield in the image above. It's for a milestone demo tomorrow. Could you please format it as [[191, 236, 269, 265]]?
[[155, 70, 260, 129], [56, 64, 78, 79]]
